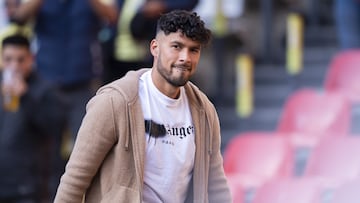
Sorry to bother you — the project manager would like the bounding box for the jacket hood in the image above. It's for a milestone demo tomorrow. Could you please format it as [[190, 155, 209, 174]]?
[[98, 68, 208, 110]]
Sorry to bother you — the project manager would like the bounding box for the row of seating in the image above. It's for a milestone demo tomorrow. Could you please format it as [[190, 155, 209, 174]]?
[[224, 49, 360, 203], [225, 135, 360, 202], [232, 177, 360, 203]]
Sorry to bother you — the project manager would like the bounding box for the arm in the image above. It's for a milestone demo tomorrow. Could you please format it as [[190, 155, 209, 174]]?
[[208, 106, 232, 203], [89, 0, 120, 25], [54, 91, 120, 202], [162, 0, 199, 11], [141, 0, 199, 18], [11, 0, 43, 24]]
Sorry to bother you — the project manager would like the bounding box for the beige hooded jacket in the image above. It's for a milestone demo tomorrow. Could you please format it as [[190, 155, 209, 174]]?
[[54, 69, 232, 203]]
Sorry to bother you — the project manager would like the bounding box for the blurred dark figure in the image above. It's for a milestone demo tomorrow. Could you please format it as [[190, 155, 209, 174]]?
[[334, 0, 360, 49], [9, 1, 120, 198], [0, 0, 32, 68], [103, 0, 199, 84], [3, 0, 22, 24], [0, 35, 66, 203]]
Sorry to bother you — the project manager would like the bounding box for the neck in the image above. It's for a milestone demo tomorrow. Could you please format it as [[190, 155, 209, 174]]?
[[151, 71, 181, 99]]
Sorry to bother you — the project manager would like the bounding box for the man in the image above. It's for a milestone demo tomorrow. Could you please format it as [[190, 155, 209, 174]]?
[[9, 0, 121, 155], [104, 0, 199, 83], [5, 2, 121, 196], [0, 0, 32, 69], [0, 35, 66, 202], [55, 10, 232, 203]]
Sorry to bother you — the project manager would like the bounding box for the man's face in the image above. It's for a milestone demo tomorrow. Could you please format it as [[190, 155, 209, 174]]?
[[5, 0, 20, 21], [151, 31, 201, 87], [2, 45, 33, 77]]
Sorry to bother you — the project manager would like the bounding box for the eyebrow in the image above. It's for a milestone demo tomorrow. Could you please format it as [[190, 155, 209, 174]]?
[[170, 40, 201, 49]]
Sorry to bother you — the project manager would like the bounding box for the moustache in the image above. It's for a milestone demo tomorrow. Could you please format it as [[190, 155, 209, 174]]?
[[172, 64, 191, 70]]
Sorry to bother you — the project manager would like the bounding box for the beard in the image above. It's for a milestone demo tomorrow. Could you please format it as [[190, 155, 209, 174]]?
[[156, 56, 192, 87]]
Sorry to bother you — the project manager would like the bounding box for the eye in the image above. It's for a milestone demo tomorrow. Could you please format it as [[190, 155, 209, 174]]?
[[3, 56, 11, 63], [172, 44, 180, 49], [190, 48, 200, 54]]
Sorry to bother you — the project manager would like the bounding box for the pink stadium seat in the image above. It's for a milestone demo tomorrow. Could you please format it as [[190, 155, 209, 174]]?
[[252, 178, 323, 203], [276, 88, 351, 147], [324, 49, 360, 103], [304, 136, 360, 188], [223, 132, 294, 189], [330, 178, 360, 203]]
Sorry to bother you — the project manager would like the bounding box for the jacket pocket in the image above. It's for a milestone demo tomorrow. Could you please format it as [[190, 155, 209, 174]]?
[[100, 184, 141, 203]]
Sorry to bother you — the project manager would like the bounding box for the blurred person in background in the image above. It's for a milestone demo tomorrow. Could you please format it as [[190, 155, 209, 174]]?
[[9, 0, 121, 198], [193, 0, 244, 104], [334, 0, 360, 49], [103, 0, 199, 84], [0, 0, 32, 69], [0, 35, 66, 203], [54, 10, 231, 202], [0, 0, 7, 29]]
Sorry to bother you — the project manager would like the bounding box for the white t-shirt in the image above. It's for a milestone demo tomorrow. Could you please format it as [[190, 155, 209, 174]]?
[[139, 70, 196, 203]]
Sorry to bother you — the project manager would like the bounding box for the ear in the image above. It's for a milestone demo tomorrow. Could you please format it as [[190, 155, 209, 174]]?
[[150, 39, 159, 57]]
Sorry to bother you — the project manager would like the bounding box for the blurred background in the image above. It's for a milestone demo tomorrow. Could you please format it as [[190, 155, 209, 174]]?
[[2, 0, 360, 202], [192, 1, 360, 202]]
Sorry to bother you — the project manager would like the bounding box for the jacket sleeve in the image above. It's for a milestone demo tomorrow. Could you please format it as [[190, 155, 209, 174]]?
[[54, 90, 120, 202], [208, 104, 233, 203]]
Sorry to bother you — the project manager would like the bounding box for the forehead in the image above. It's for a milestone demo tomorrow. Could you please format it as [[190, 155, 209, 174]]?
[[2, 45, 30, 57], [2, 44, 29, 52], [159, 31, 201, 47]]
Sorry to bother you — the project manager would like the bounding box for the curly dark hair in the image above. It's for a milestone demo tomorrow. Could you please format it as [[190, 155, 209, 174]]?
[[156, 10, 212, 46]]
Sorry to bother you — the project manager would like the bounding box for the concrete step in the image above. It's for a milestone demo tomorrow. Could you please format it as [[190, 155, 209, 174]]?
[[304, 25, 338, 47]]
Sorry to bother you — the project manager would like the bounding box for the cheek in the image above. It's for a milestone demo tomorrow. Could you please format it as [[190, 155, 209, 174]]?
[[192, 53, 201, 62], [160, 52, 175, 64], [189, 55, 200, 68], [19, 60, 33, 74], [25, 58, 33, 67]]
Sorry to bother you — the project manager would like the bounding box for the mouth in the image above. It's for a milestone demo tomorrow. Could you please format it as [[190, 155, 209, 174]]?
[[173, 65, 191, 72]]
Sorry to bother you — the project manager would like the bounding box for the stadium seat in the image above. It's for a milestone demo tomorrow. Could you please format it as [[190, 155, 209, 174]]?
[[223, 132, 295, 189], [324, 49, 360, 104], [303, 136, 360, 188], [329, 178, 360, 203], [252, 177, 323, 203], [276, 88, 351, 147]]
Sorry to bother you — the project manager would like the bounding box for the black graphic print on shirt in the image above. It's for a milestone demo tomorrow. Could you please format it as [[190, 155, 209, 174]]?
[[144, 119, 166, 138], [144, 119, 195, 140]]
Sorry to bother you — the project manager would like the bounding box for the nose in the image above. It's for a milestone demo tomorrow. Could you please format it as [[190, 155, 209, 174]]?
[[179, 49, 191, 63]]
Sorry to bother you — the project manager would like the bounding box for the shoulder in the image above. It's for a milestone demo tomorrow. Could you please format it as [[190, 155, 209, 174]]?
[[89, 69, 149, 116], [97, 68, 150, 103], [185, 81, 215, 111]]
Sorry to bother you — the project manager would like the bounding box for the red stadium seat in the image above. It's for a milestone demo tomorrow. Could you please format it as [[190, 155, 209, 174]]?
[[223, 132, 295, 189], [252, 178, 323, 203], [324, 49, 360, 104], [329, 178, 360, 203], [277, 88, 351, 147], [304, 136, 360, 188]]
